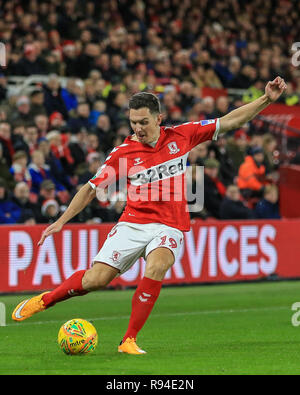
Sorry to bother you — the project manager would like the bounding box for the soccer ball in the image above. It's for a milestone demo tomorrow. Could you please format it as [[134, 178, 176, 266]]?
[[58, 318, 98, 355]]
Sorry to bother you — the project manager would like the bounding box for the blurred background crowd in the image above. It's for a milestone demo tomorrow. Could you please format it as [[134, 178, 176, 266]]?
[[0, 0, 299, 224]]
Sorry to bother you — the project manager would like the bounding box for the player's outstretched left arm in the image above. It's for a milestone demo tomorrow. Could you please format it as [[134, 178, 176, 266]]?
[[219, 76, 287, 134]]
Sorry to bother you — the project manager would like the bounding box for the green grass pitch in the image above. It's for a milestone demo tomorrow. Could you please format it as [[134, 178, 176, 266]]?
[[1, 280, 300, 375]]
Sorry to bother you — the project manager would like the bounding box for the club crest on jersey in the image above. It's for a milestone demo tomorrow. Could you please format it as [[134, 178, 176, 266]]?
[[168, 141, 180, 154]]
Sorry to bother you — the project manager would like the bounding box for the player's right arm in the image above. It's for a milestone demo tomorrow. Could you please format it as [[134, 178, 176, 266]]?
[[38, 145, 125, 246], [38, 183, 96, 245]]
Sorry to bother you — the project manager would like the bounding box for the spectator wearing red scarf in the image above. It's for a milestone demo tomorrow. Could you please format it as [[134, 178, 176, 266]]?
[[46, 130, 74, 167], [28, 150, 65, 195]]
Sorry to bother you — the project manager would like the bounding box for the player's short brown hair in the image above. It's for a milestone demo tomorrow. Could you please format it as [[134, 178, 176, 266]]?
[[129, 92, 161, 114]]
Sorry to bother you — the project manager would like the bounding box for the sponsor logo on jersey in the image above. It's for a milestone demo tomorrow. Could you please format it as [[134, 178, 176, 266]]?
[[129, 153, 188, 186]]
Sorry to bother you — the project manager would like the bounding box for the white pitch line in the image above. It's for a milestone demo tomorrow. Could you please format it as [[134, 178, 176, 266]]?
[[3, 305, 288, 327]]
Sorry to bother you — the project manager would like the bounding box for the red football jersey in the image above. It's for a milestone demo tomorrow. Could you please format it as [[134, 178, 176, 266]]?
[[89, 119, 220, 231]]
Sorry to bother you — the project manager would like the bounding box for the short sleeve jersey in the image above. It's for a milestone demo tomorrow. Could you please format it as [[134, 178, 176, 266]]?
[[89, 119, 220, 231]]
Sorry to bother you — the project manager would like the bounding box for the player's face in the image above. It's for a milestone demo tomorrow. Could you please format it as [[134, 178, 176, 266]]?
[[129, 107, 162, 144]]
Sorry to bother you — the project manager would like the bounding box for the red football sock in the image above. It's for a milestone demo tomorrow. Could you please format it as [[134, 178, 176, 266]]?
[[42, 270, 88, 308], [122, 276, 162, 342]]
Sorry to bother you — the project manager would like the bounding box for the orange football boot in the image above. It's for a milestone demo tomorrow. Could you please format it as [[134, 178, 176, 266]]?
[[12, 292, 50, 322], [118, 337, 147, 355]]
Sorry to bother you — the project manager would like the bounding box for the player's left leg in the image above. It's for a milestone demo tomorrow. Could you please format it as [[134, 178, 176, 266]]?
[[119, 247, 174, 354]]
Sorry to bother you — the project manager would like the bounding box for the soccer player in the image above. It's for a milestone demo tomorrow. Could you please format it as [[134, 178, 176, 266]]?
[[12, 77, 286, 354]]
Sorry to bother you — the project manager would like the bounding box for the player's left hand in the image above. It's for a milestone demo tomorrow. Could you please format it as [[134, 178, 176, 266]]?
[[265, 76, 287, 102]]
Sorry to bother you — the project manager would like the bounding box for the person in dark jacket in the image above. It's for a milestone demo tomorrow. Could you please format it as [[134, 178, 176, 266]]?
[[0, 178, 21, 224], [203, 158, 226, 218], [42, 74, 68, 119], [67, 102, 91, 134], [0, 142, 16, 190], [15, 44, 46, 76], [255, 184, 281, 219], [220, 185, 255, 220], [11, 181, 40, 223]]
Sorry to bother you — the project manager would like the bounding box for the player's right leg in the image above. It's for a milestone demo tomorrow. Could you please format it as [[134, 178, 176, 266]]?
[[12, 262, 119, 322]]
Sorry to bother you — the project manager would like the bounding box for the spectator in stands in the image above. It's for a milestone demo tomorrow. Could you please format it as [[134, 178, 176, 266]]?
[[0, 121, 14, 166], [68, 128, 88, 168], [86, 132, 102, 155], [30, 88, 47, 117], [62, 41, 78, 76], [91, 114, 114, 154], [202, 96, 217, 119], [0, 178, 21, 224], [34, 114, 49, 137], [67, 102, 91, 134], [46, 130, 74, 175], [36, 179, 66, 216], [28, 150, 65, 194], [255, 184, 281, 219], [11, 181, 39, 223], [15, 43, 46, 76], [0, 73, 8, 103], [24, 125, 39, 155], [164, 106, 184, 126], [9, 150, 31, 187], [0, 142, 15, 190], [10, 122, 29, 155], [215, 96, 231, 118], [229, 64, 257, 89], [106, 92, 129, 129], [77, 153, 102, 186], [226, 129, 250, 174], [43, 74, 68, 119], [38, 137, 73, 191], [61, 78, 79, 112], [249, 134, 264, 151], [237, 146, 267, 199], [220, 185, 255, 220], [263, 134, 278, 175], [89, 100, 107, 126], [203, 158, 226, 218], [207, 136, 235, 185], [178, 81, 195, 114], [37, 179, 57, 204], [188, 142, 209, 166], [48, 111, 67, 132], [9, 95, 34, 127], [40, 198, 61, 224], [84, 79, 98, 107]]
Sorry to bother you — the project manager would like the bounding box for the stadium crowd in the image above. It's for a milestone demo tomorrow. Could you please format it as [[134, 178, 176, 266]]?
[[0, 0, 299, 224]]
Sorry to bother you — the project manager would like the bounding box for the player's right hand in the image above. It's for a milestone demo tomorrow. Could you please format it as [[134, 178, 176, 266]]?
[[38, 221, 63, 246]]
